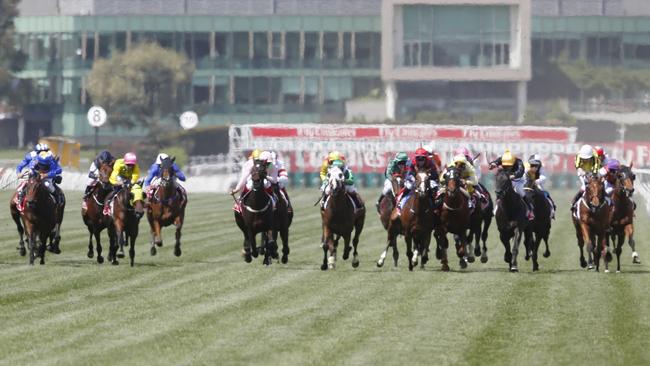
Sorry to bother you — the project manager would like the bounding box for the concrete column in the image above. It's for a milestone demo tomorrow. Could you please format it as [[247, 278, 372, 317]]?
[[516, 81, 527, 124], [18, 116, 25, 149], [385, 81, 397, 120]]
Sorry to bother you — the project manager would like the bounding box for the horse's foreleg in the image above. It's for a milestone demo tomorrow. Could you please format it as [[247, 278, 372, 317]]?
[[405, 234, 414, 271], [351, 215, 364, 268], [107, 226, 119, 265], [321, 227, 332, 271], [173, 215, 183, 257], [615, 233, 624, 272], [12, 209, 25, 256], [87, 228, 94, 258], [532, 232, 541, 272], [480, 214, 492, 263], [38, 232, 47, 265], [626, 224, 640, 264], [128, 233, 136, 267], [434, 230, 449, 272], [95, 230, 104, 264], [500, 231, 512, 266], [510, 229, 521, 272]]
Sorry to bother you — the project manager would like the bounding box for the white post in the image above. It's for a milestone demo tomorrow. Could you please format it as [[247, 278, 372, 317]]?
[[516, 81, 527, 124], [17, 116, 25, 148], [385, 81, 397, 120]]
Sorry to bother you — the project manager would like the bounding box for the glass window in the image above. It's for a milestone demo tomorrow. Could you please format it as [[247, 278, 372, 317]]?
[[98, 33, 112, 58], [253, 32, 268, 68], [304, 76, 319, 105], [304, 32, 319, 67], [282, 77, 301, 104], [193, 33, 210, 61], [355, 32, 372, 67], [271, 32, 283, 59], [286, 32, 300, 67], [234, 77, 251, 106]]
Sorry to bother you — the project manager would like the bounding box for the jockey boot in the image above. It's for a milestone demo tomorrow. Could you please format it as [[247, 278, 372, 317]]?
[[570, 191, 582, 212], [376, 193, 384, 214], [281, 188, 293, 214], [83, 185, 93, 200], [524, 196, 535, 221]]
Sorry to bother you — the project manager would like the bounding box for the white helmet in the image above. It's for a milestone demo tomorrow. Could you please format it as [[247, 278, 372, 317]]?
[[35, 143, 50, 152], [155, 153, 169, 165], [269, 151, 277, 162], [578, 145, 594, 159], [258, 151, 272, 162]]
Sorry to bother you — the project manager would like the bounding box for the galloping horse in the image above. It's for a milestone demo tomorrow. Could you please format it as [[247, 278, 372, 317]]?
[[320, 165, 365, 270], [467, 183, 493, 263], [234, 161, 277, 265], [572, 174, 611, 271], [10, 174, 58, 264], [434, 166, 472, 271], [82, 160, 114, 263], [106, 181, 143, 266], [378, 172, 435, 271], [494, 169, 532, 272], [524, 177, 552, 270], [378, 175, 403, 230], [610, 165, 636, 271], [271, 182, 292, 263], [146, 157, 187, 257]]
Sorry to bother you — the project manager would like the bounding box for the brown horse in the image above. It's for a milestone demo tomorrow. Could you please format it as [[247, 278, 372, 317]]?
[[234, 161, 277, 265], [320, 165, 365, 270], [106, 182, 144, 266], [379, 172, 435, 271], [434, 166, 472, 271], [146, 157, 187, 257], [523, 178, 552, 271], [467, 183, 493, 264], [271, 182, 292, 263], [494, 169, 532, 272], [572, 174, 611, 271], [610, 165, 636, 272], [378, 176, 403, 230], [10, 174, 58, 264], [81, 161, 114, 263]]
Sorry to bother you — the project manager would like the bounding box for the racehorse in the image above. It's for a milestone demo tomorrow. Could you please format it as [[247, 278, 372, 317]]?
[[378, 172, 435, 271], [524, 177, 552, 271], [320, 165, 365, 270], [465, 183, 493, 264], [271, 182, 292, 263], [572, 173, 611, 271], [378, 175, 403, 230], [106, 181, 143, 266], [434, 166, 471, 271], [609, 165, 636, 271], [82, 160, 114, 263], [146, 157, 187, 257], [10, 174, 58, 264], [494, 169, 532, 272], [234, 160, 277, 265]]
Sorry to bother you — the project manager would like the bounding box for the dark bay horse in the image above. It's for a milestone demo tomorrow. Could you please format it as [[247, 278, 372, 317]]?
[[234, 161, 277, 265], [379, 172, 435, 271], [572, 174, 611, 271], [610, 165, 636, 272], [10, 174, 58, 264], [82, 160, 114, 263], [106, 182, 143, 266], [494, 169, 532, 272], [320, 165, 365, 270], [378, 176, 403, 230], [524, 178, 552, 270], [271, 182, 292, 263], [146, 157, 187, 257], [435, 166, 471, 271], [467, 183, 493, 263]]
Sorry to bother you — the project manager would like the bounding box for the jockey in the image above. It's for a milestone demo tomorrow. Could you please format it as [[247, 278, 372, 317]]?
[[376, 152, 410, 212], [454, 146, 488, 199], [266, 151, 292, 213], [24, 151, 64, 206], [83, 150, 115, 199], [594, 145, 608, 167], [230, 149, 262, 195], [601, 158, 621, 199], [489, 149, 534, 220], [143, 153, 187, 197], [104, 152, 144, 217], [16, 143, 50, 175], [437, 154, 479, 208], [322, 159, 364, 210], [570, 144, 601, 211], [525, 154, 556, 219], [410, 147, 440, 186], [230, 151, 275, 210], [319, 151, 346, 183]]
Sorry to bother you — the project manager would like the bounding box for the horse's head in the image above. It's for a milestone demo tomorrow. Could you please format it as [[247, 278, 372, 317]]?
[[618, 165, 635, 197], [159, 156, 176, 188], [98, 160, 114, 189], [391, 176, 403, 195], [585, 173, 605, 212], [415, 171, 429, 198], [25, 173, 47, 209], [494, 168, 511, 199], [327, 165, 345, 195], [251, 159, 268, 191], [445, 166, 461, 196]]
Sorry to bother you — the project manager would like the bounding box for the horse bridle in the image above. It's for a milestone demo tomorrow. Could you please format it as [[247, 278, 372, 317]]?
[[584, 178, 606, 213]]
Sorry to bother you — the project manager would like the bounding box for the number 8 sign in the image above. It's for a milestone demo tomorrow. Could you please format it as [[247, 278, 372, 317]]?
[[87, 106, 107, 127]]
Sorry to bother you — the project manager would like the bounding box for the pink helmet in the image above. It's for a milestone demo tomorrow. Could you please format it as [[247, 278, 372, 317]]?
[[455, 147, 471, 158], [124, 152, 137, 165]]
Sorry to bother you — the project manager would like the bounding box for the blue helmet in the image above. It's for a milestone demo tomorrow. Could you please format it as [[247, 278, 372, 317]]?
[[35, 143, 50, 153], [36, 151, 54, 167]]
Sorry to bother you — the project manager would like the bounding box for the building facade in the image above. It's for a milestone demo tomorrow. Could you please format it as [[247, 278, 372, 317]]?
[[9, 0, 650, 143]]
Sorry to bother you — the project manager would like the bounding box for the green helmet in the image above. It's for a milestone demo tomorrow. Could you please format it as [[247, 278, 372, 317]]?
[[395, 152, 409, 162], [331, 159, 345, 168]]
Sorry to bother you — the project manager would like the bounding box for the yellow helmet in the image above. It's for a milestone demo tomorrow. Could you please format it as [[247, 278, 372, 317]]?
[[501, 149, 515, 167], [453, 154, 467, 165], [250, 149, 262, 160], [327, 151, 341, 163]]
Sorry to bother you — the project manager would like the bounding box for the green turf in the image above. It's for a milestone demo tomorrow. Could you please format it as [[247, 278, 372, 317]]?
[[1, 188, 649, 366]]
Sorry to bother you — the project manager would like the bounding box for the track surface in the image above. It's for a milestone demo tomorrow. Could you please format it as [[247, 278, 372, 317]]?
[[1, 189, 649, 365]]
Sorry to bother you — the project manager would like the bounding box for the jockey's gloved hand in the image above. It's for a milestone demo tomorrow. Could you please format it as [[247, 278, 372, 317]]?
[[509, 175, 516, 180], [88, 172, 97, 179], [229, 189, 238, 195]]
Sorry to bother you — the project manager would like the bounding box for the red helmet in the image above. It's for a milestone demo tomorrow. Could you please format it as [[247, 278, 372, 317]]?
[[594, 146, 605, 157], [415, 147, 428, 157]]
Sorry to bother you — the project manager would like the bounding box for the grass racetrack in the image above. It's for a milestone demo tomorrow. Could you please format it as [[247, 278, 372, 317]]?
[[1, 188, 650, 365]]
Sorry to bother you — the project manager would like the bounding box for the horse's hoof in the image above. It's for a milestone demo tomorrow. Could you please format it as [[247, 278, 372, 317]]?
[[525, 254, 530, 261], [459, 259, 467, 269], [616, 270, 621, 273], [543, 250, 551, 258], [328, 263, 335, 270], [321, 263, 328, 271], [422, 255, 429, 265], [509, 266, 518, 273], [587, 264, 594, 270], [441, 263, 450, 272], [605, 269, 610, 273], [252, 248, 259, 258], [480, 256, 488, 264], [48, 245, 61, 254], [352, 259, 360, 268], [467, 256, 475, 263], [111, 260, 119, 266], [150, 246, 157, 256], [174, 246, 182, 257], [19, 247, 26, 257], [533, 264, 539, 272], [244, 254, 252, 263], [281, 255, 288, 264], [87, 250, 94, 259], [342, 253, 350, 261], [580, 258, 587, 268], [117, 251, 125, 259], [633, 257, 641, 264], [504, 252, 512, 264], [155, 241, 163, 247], [376, 260, 384, 268], [97, 256, 104, 264]]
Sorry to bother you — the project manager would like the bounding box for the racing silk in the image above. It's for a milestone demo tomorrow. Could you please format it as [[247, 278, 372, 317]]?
[[490, 157, 525, 179], [329, 165, 355, 186], [524, 163, 547, 189], [34, 158, 63, 179], [575, 155, 600, 177], [440, 163, 478, 188], [235, 159, 255, 192], [16, 151, 38, 174], [410, 158, 439, 181], [385, 159, 410, 179], [266, 159, 288, 184], [109, 158, 140, 185], [144, 162, 186, 187]]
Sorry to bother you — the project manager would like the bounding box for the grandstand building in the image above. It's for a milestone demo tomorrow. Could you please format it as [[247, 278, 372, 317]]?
[[9, 0, 650, 144]]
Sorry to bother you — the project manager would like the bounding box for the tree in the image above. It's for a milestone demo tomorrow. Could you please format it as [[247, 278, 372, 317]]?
[[0, 0, 27, 108], [86, 43, 194, 138]]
